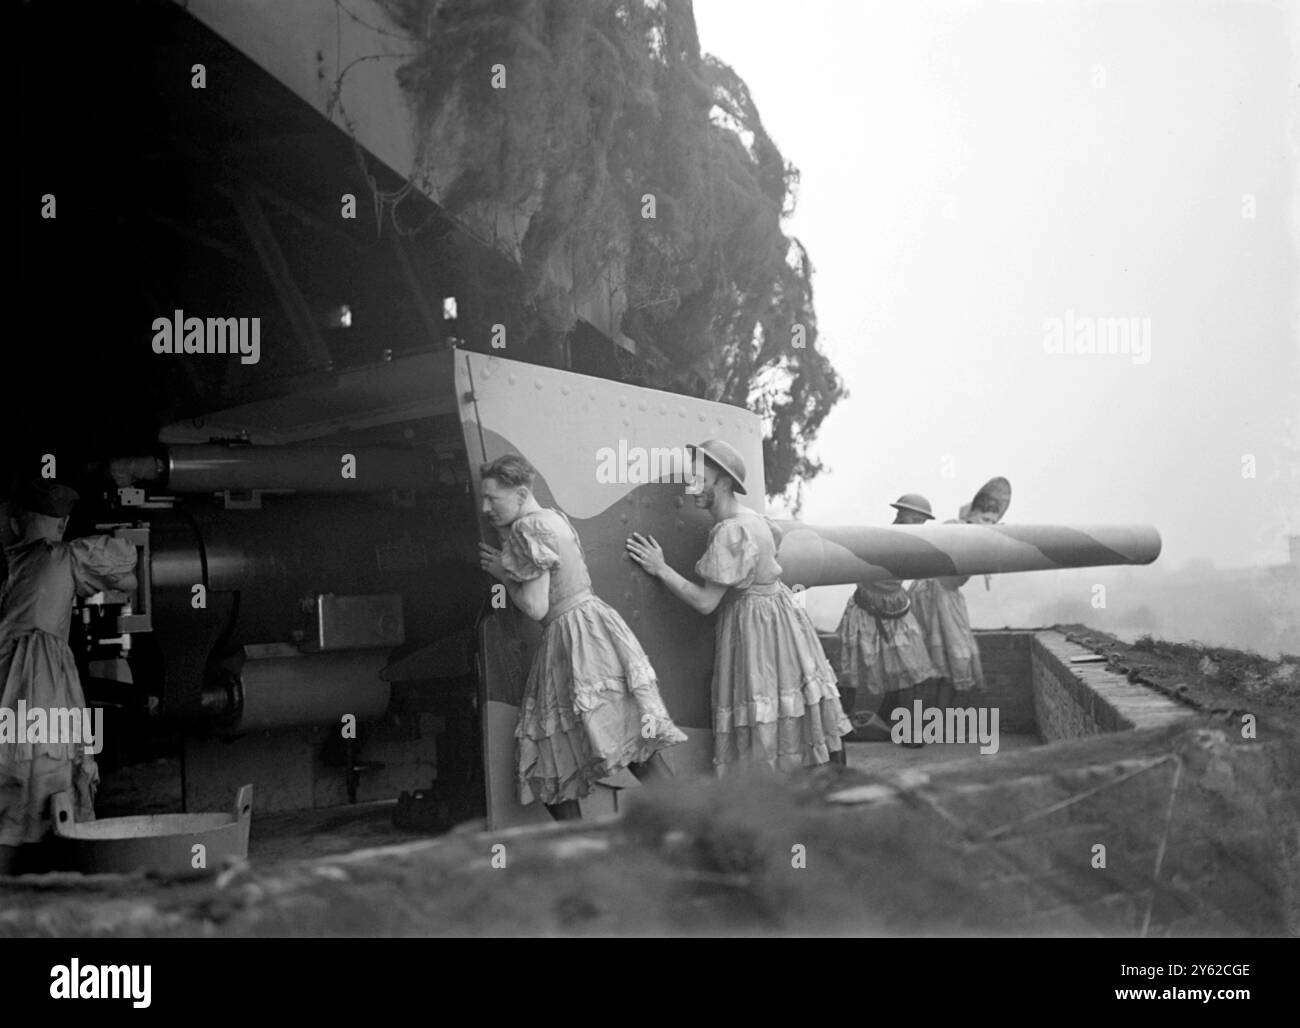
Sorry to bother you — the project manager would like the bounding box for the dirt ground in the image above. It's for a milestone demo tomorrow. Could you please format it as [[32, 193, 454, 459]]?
[[1, 627, 1297, 937]]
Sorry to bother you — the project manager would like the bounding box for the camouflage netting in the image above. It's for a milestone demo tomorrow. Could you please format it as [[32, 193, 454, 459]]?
[[378, 0, 844, 500]]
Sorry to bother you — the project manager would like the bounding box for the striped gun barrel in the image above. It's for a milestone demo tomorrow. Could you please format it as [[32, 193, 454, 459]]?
[[773, 522, 1161, 588]]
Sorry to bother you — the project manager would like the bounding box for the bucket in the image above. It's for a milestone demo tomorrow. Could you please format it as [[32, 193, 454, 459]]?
[[51, 785, 253, 875]]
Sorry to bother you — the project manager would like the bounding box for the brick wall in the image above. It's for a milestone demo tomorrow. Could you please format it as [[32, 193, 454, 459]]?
[[1031, 649, 1108, 740], [824, 627, 1193, 744], [1031, 630, 1194, 741], [973, 630, 1036, 734]]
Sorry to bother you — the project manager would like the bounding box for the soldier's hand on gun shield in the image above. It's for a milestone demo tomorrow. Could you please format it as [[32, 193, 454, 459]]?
[[625, 533, 667, 578], [478, 542, 506, 581]]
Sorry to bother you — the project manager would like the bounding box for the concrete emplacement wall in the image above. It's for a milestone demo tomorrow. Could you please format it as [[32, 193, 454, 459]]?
[[977, 629, 1196, 741]]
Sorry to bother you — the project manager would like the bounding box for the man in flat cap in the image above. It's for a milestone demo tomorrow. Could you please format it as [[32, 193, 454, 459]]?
[[834, 494, 942, 745], [0, 481, 137, 874]]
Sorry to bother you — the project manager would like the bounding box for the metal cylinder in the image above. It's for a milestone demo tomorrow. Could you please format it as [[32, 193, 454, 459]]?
[[130, 445, 443, 493], [773, 522, 1162, 588], [207, 649, 392, 731], [149, 520, 258, 592], [137, 493, 480, 716]]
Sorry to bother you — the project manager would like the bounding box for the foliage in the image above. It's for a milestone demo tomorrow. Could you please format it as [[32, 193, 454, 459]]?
[[381, 0, 844, 499]]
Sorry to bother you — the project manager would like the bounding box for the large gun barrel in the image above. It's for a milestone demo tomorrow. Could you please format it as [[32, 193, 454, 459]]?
[[109, 445, 442, 494], [774, 521, 1161, 588]]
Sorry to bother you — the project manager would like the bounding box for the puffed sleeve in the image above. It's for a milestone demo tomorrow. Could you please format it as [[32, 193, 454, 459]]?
[[69, 536, 137, 597], [695, 518, 759, 586], [500, 514, 561, 582]]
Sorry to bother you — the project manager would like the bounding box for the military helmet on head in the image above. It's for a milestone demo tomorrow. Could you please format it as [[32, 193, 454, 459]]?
[[687, 439, 748, 495], [889, 493, 934, 520]]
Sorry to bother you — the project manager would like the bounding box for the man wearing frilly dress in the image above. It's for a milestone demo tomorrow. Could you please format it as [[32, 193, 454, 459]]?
[[0, 480, 137, 874]]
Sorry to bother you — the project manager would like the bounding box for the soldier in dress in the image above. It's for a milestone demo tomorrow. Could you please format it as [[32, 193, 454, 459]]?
[[1, 481, 138, 874], [835, 494, 942, 744], [477, 454, 686, 821], [909, 478, 1011, 710], [626, 439, 851, 772]]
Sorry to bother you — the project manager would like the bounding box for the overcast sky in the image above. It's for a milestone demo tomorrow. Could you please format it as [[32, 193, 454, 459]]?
[[693, 0, 1299, 570]]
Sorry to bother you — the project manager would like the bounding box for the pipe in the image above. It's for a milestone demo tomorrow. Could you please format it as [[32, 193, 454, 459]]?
[[113, 445, 440, 493], [203, 649, 391, 731], [773, 522, 1161, 588]]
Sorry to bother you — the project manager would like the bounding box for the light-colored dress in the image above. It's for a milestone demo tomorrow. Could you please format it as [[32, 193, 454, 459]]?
[[697, 511, 850, 772], [909, 574, 984, 692], [504, 508, 686, 806], [835, 579, 937, 698], [1, 536, 136, 846]]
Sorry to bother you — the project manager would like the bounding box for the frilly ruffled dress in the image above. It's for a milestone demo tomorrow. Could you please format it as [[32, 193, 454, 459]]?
[[503, 509, 686, 806], [697, 511, 850, 772], [1, 536, 137, 846], [835, 579, 937, 699], [908, 574, 984, 692]]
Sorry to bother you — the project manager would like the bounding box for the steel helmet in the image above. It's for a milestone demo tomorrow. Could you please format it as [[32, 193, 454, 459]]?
[[687, 439, 748, 495], [889, 493, 934, 520]]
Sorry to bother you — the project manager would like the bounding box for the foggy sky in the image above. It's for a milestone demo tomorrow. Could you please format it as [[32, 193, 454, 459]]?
[[693, 0, 1300, 572]]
